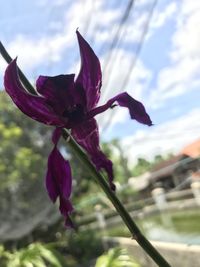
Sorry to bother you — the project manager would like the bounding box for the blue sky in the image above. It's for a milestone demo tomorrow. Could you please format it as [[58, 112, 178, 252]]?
[[0, 0, 200, 162]]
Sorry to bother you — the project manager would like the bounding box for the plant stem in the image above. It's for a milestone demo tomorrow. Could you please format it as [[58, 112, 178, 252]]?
[[63, 130, 171, 267], [0, 43, 172, 267]]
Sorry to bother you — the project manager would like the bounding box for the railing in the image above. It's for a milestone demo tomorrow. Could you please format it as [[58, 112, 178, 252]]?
[[77, 188, 197, 229]]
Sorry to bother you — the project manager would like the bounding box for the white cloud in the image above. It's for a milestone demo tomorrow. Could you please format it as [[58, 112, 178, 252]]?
[[98, 0, 200, 141], [5, 33, 71, 71], [0, 0, 124, 76], [171, 1, 200, 60], [36, 0, 70, 7], [150, 2, 177, 30], [121, 108, 200, 165], [101, 49, 152, 100], [97, 49, 152, 130], [149, 0, 200, 108], [178, 0, 200, 18], [2, 0, 198, 135], [122, 12, 149, 44]]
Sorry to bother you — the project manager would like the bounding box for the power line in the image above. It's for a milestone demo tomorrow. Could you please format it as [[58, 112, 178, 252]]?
[[101, 0, 157, 102], [101, 0, 158, 132], [120, 0, 158, 94], [88, 0, 124, 46], [101, 0, 136, 94], [77, 0, 125, 56]]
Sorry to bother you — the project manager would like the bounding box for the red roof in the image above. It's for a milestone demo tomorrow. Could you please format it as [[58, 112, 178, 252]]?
[[181, 138, 200, 158]]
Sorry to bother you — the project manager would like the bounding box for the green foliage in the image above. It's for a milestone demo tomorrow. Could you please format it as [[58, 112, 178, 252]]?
[[117, 186, 138, 204], [132, 158, 151, 177], [0, 90, 171, 267], [0, 91, 50, 192], [95, 247, 140, 267], [66, 229, 104, 266], [0, 243, 64, 267], [0, 92, 57, 246], [0, 90, 98, 221]]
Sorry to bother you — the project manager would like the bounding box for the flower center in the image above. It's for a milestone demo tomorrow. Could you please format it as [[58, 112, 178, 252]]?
[[62, 104, 85, 127]]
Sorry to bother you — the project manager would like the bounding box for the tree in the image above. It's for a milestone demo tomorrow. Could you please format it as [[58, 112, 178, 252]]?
[[0, 91, 100, 243], [0, 91, 51, 191], [132, 158, 151, 177], [0, 91, 59, 243]]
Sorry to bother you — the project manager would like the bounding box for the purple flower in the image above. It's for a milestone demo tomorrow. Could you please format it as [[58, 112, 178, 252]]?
[[4, 31, 152, 226]]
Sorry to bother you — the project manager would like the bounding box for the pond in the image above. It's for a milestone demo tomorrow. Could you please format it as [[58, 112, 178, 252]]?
[[107, 208, 200, 245]]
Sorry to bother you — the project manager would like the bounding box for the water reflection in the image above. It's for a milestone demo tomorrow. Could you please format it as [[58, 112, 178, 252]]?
[[108, 209, 200, 245], [139, 209, 200, 245]]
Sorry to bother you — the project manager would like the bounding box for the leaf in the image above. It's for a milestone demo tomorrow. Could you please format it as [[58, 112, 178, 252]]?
[[33, 243, 63, 267], [0, 243, 65, 267], [95, 247, 140, 267], [27, 257, 46, 267]]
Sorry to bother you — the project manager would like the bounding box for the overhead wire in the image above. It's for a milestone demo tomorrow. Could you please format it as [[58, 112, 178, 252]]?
[[101, 0, 135, 69], [88, 0, 124, 46], [74, 0, 124, 58], [43, 0, 134, 83], [100, 0, 136, 96], [101, 0, 159, 133], [118, 0, 158, 95]]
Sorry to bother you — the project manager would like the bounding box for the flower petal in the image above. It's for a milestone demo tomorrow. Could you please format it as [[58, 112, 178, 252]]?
[[72, 118, 99, 152], [59, 197, 74, 228], [47, 146, 72, 200], [72, 119, 115, 190], [91, 150, 115, 191], [76, 31, 102, 110], [4, 59, 63, 126], [87, 92, 152, 126], [46, 158, 59, 203], [59, 196, 73, 217]]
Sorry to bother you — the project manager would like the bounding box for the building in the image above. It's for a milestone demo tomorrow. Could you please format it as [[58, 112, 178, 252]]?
[[130, 139, 200, 195], [149, 138, 200, 191]]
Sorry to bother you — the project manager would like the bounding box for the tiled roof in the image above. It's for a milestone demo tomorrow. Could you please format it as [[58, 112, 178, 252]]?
[[149, 155, 184, 181], [181, 138, 200, 158]]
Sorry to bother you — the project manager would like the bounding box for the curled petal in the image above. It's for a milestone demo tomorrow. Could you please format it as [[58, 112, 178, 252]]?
[[59, 197, 74, 228], [47, 146, 72, 200], [59, 196, 73, 217], [4, 59, 64, 126], [72, 119, 115, 190], [76, 30, 102, 110], [87, 92, 152, 126]]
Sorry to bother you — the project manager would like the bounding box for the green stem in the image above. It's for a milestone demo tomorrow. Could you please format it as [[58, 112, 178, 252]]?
[[0, 43, 172, 267], [63, 130, 171, 267]]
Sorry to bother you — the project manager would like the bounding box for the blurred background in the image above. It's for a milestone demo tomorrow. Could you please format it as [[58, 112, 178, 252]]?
[[0, 0, 200, 266]]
